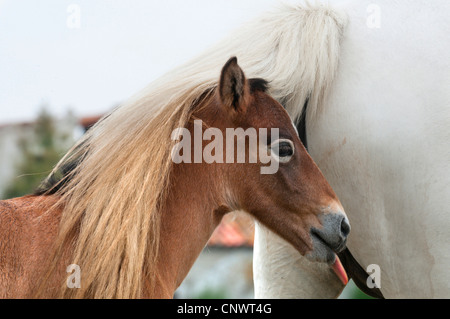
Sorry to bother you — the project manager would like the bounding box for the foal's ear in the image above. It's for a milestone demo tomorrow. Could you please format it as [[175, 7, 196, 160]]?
[[219, 57, 249, 113]]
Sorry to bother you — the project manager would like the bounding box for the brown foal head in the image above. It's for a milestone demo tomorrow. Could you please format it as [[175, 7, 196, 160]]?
[[192, 57, 350, 264]]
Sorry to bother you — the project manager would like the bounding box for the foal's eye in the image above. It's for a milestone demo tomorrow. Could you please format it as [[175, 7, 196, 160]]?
[[270, 139, 295, 163]]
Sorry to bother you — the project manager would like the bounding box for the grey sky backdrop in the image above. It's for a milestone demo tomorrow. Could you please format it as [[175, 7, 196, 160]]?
[[0, 0, 295, 125]]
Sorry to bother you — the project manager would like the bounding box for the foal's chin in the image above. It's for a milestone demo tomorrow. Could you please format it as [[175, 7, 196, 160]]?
[[304, 234, 344, 264]]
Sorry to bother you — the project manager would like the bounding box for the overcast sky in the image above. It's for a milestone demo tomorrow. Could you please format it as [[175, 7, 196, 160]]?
[[0, 0, 290, 124]]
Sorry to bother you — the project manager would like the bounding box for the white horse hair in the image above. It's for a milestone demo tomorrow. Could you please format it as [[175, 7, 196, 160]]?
[[145, 1, 346, 124]]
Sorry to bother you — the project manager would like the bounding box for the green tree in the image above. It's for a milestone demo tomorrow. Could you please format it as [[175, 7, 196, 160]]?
[[3, 108, 70, 199]]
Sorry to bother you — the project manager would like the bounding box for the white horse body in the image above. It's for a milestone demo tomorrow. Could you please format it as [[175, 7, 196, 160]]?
[[254, 0, 450, 298]]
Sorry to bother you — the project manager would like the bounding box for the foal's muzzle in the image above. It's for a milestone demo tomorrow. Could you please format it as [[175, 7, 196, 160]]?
[[308, 213, 351, 264]]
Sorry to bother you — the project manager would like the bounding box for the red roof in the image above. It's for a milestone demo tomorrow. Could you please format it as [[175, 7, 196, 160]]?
[[207, 212, 255, 248], [79, 115, 103, 130]]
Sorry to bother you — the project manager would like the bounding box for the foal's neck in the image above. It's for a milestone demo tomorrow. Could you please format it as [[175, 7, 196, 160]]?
[[148, 162, 230, 298]]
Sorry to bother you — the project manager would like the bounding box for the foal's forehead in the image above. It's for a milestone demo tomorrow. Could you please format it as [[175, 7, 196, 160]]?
[[247, 91, 296, 135]]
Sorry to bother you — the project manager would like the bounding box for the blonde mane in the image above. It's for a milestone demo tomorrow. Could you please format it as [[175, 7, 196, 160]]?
[[39, 2, 347, 298]]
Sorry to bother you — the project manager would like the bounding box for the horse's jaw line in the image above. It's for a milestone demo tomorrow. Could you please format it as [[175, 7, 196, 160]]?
[[331, 255, 348, 285]]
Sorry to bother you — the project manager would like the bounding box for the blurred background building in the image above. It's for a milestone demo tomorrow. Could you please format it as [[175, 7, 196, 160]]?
[[0, 109, 100, 199]]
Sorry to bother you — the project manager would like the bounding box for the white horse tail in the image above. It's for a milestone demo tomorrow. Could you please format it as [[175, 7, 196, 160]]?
[[261, 2, 349, 123]]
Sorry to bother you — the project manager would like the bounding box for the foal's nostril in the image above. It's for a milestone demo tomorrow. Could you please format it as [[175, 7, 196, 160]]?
[[340, 218, 350, 237]]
